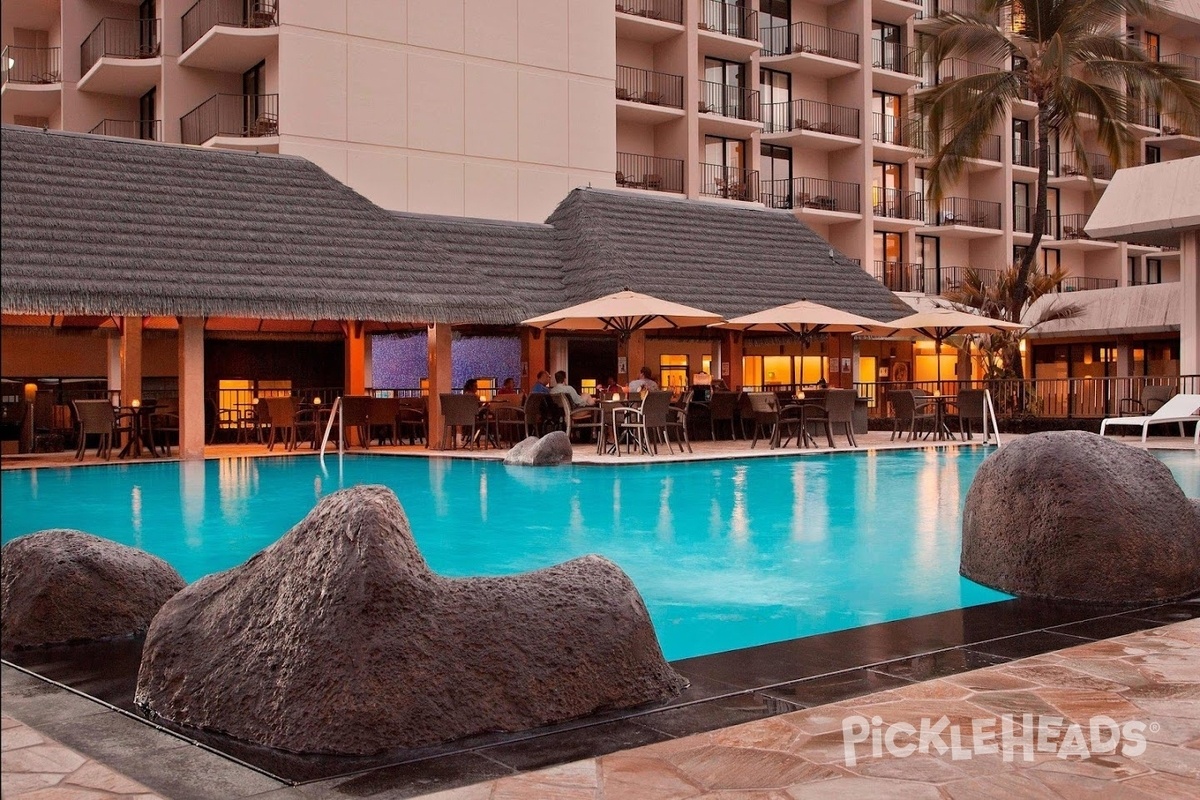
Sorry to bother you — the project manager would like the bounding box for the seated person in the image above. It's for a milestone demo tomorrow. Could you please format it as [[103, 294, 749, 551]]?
[[627, 366, 659, 394], [603, 376, 624, 397], [815, 378, 829, 389], [462, 377, 480, 396], [532, 371, 552, 394], [550, 371, 596, 407], [497, 378, 518, 395]]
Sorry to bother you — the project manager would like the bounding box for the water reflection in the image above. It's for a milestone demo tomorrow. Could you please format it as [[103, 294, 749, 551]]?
[[181, 459, 205, 549], [131, 485, 143, 545], [218, 457, 260, 525], [730, 465, 749, 544], [656, 476, 674, 540]]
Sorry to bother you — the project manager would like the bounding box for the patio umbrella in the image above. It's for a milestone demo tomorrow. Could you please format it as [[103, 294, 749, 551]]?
[[713, 298, 893, 387], [883, 307, 1026, 386], [521, 290, 724, 335]]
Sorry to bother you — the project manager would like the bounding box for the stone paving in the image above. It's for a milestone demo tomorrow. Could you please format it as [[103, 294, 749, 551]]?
[[1, 713, 163, 799], [423, 619, 1200, 799]]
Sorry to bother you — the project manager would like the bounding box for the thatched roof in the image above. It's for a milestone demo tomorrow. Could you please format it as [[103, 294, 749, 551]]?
[[0, 126, 523, 324], [2, 125, 909, 325]]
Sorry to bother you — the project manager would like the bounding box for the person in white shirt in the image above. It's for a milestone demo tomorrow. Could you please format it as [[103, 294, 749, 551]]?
[[627, 366, 659, 394], [549, 370, 595, 407]]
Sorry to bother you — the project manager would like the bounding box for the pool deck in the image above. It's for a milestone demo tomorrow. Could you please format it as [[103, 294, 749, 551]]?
[[3, 617, 1198, 799], [3, 429, 1197, 471]]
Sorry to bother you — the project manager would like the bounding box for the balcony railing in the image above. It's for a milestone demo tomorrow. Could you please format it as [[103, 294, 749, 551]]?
[[762, 176, 861, 213], [1, 45, 61, 85], [872, 187, 924, 220], [759, 21, 859, 62], [614, 0, 683, 25], [182, 0, 278, 53], [873, 262, 1000, 295], [917, 130, 1001, 161], [928, 197, 1001, 228], [615, 65, 683, 108], [873, 112, 917, 146], [1127, 103, 1161, 129], [1058, 276, 1118, 292], [918, 56, 997, 88], [698, 0, 757, 40], [917, 0, 997, 21], [698, 80, 760, 121], [1013, 138, 1036, 167], [1013, 205, 1056, 236], [89, 118, 162, 141], [1059, 213, 1094, 240], [872, 39, 919, 75], [181, 93, 278, 145], [1161, 52, 1200, 81], [1049, 150, 1114, 180], [616, 152, 684, 193], [761, 98, 860, 137], [700, 162, 759, 202], [81, 18, 161, 75]]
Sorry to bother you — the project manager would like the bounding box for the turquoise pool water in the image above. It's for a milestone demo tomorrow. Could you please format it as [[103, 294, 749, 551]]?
[[3, 449, 1197, 660]]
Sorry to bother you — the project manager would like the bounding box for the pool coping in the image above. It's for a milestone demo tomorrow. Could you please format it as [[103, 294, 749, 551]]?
[[4, 595, 1197, 799]]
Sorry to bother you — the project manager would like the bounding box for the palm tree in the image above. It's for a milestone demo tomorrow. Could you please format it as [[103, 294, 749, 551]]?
[[917, 0, 1200, 327]]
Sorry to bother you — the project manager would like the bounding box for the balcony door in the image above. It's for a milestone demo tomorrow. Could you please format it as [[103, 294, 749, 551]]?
[[874, 232, 906, 291], [243, 60, 266, 132], [760, 68, 790, 130], [705, 58, 747, 118], [872, 21, 903, 71], [760, 143, 791, 207], [919, 234, 940, 294], [759, 0, 790, 53], [139, 87, 156, 140], [1012, 118, 1031, 166], [872, 160, 903, 215], [872, 91, 903, 144], [139, 0, 158, 55]]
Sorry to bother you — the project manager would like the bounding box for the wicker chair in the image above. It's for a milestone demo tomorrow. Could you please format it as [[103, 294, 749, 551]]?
[[807, 389, 857, 447], [439, 393, 482, 449], [340, 395, 373, 449], [745, 392, 802, 449], [368, 397, 401, 445], [889, 390, 936, 441], [666, 390, 693, 453], [73, 399, 117, 460], [556, 393, 603, 443], [149, 401, 182, 456], [396, 397, 428, 445], [615, 390, 674, 455], [951, 389, 988, 440], [705, 390, 740, 440]]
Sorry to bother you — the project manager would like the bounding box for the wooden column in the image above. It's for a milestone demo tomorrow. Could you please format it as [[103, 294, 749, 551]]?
[[120, 316, 143, 407], [621, 331, 646, 383], [722, 330, 743, 390], [106, 336, 122, 400], [426, 322, 452, 449], [344, 320, 367, 395], [520, 327, 547, 393], [177, 317, 206, 460]]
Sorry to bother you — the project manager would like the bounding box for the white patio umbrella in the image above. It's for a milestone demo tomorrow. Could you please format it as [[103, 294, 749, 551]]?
[[522, 290, 724, 334], [883, 307, 1026, 386], [712, 298, 893, 387]]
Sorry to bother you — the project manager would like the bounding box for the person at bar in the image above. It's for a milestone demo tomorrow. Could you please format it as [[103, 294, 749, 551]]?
[[497, 378, 518, 395], [532, 371, 552, 394], [550, 371, 596, 407], [627, 366, 659, 394]]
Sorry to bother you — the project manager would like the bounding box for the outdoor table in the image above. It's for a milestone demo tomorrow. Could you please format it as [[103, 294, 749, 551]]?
[[927, 395, 959, 441], [117, 405, 158, 459], [598, 398, 648, 455], [782, 399, 825, 448]]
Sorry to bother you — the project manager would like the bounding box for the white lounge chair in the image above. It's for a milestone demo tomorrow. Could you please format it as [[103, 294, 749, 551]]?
[[1099, 393, 1200, 445]]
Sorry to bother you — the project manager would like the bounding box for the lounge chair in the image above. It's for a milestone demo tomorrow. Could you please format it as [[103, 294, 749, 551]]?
[[1099, 393, 1200, 445]]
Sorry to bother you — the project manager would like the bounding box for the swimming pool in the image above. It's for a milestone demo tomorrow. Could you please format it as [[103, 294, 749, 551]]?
[[3, 449, 1197, 660]]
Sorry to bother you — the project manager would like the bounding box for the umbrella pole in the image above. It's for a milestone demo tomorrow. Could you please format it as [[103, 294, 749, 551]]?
[[935, 337, 942, 392]]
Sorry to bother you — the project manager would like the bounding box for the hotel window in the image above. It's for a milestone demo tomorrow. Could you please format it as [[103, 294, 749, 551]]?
[[1129, 256, 1142, 286], [1147, 258, 1162, 284], [872, 92, 903, 144], [704, 57, 747, 117], [919, 235, 940, 293], [1041, 248, 1060, 275], [659, 355, 689, 391], [760, 143, 792, 207], [759, 0, 790, 52], [1013, 118, 1031, 166], [1145, 144, 1162, 164], [705, 135, 747, 171], [872, 160, 903, 215], [874, 232, 905, 289], [1145, 31, 1160, 61], [760, 67, 790, 130], [872, 21, 903, 72], [139, 87, 156, 140]]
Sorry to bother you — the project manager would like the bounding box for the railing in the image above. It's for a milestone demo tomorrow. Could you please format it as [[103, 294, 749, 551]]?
[[615, 0, 683, 25], [182, 0, 278, 53], [917, 130, 1001, 161], [699, 0, 757, 40], [88, 118, 162, 141], [759, 21, 860, 63], [918, 56, 997, 88], [1013, 205, 1056, 236], [1059, 213, 1094, 240], [928, 197, 1001, 228], [917, 0, 997, 21], [1162, 52, 1200, 81], [1159, 113, 1199, 137], [871, 187, 924, 220], [1057, 276, 1118, 292], [181, 93, 279, 145], [615, 64, 683, 108], [1127, 103, 1161, 129], [81, 18, 160, 75], [763, 176, 860, 213], [1, 45, 61, 85], [854, 376, 1200, 419], [873, 261, 925, 292], [1049, 150, 1114, 180], [761, 98, 860, 138], [873, 112, 917, 146], [872, 263, 999, 295], [1013, 138, 1036, 167], [616, 152, 684, 193], [698, 80, 760, 121], [700, 162, 759, 202], [872, 39, 920, 75]]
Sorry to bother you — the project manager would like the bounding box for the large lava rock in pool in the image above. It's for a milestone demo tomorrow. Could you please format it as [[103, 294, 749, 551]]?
[[1, 530, 185, 653], [503, 431, 573, 466], [962, 431, 1200, 602], [135, 485, 685, 755]]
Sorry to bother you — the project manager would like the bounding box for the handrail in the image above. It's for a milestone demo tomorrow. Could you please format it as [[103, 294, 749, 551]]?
[[318, 395, 343, 468], [984, 389, 1001, 446]]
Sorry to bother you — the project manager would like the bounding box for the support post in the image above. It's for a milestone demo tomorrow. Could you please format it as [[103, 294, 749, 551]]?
[[520, 328, 547, 393], [426, 322, 452, 449], [120, 316, 143, 409], [1181, 230, 1199, 376], [623, 331, 647, 384], [722, 330, 743, 390], [344, 321, 367, 395], [106, 336, 122, 402], [177, 317, 206, 460]]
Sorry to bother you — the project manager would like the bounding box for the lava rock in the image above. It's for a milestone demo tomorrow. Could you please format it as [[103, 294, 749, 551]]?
[[961, 431, 1200, 602], [135, 485, 684, 755], [1, 530, 185, 653], [503, 430, 573, 466]]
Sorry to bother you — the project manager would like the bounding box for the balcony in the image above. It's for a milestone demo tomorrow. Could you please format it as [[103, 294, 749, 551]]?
[[761, 98, 860, 150], [180, 0, 278, 73], [0, 46, 61, 118], [1161, 53, 1200, 82], [872, 113, 922, 160], [759, 22, 860, 77], [1146, 112, 1200, 155], [181, 93, 278, 149], [921, 197, 1002, 236], [871, 40, 921, 92], [873, 0, 923, 26], [89, 118, 162, 141], [873, 262, 999, 295], [918, 56, 998, 90], [916, 130, 1001, 168], [915, 0, 998, 28], [615, 152, 684, 193], [871, 187, 925, 230], [1057, 276, 1118, 292], [1057, 213, 1117, 251], [1125, 103, 1161, 132], [762, 176, 862, 221], [1012, 205, 1056, 241], [615, 65, 684, 125], [698, 80, 760, 135], [697, 0, 758, 59], [79, 19, 161, 97], [1012, 138, 1038, 172], [1048, 150, 1114, 184], [699, 162, 759, 203], [615, 1, 684, 43]]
